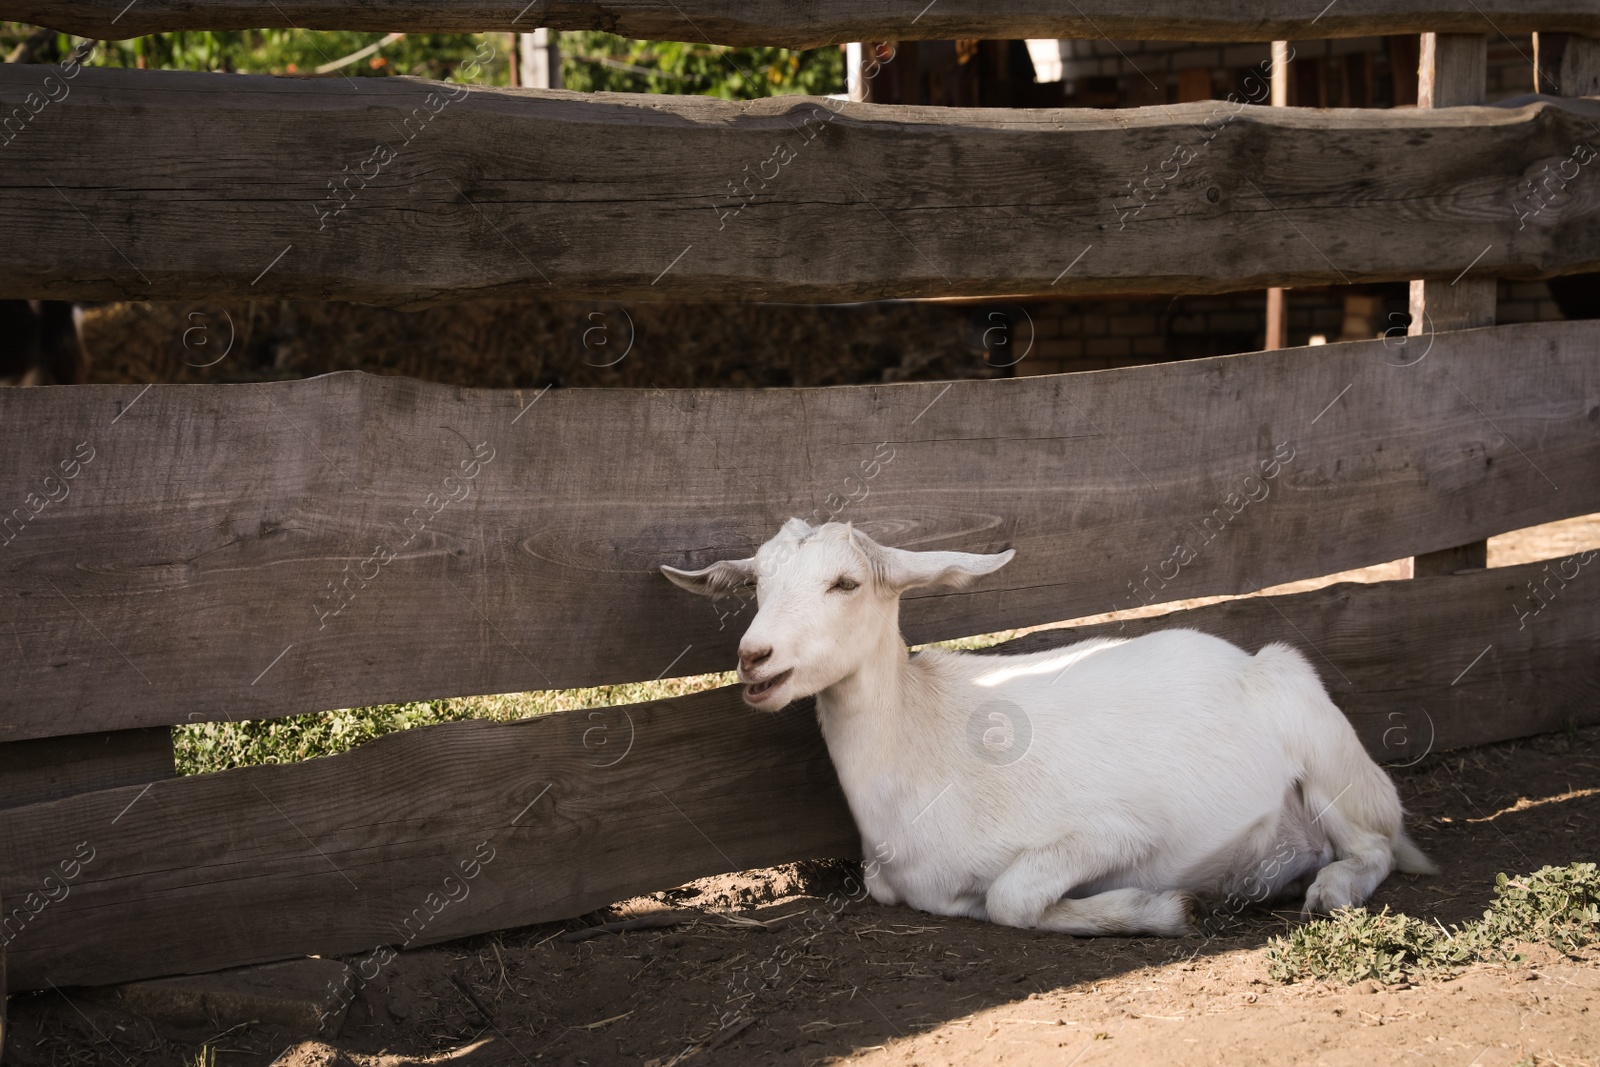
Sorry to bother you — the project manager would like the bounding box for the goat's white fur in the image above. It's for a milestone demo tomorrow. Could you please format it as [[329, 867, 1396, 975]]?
[[662, 520, 1435, 936]]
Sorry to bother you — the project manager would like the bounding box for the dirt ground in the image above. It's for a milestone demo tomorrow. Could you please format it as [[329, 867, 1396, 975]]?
[[8, 723, 1597, 1067], [8, 519, 1598, 1067]]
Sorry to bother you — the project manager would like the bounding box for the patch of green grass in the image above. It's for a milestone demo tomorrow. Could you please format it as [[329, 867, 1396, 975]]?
[[176, 626, 1042, 776], [1267, 863, 1600, 985], [173, 673, 735, 776], [1472, 864, 1600, 955]]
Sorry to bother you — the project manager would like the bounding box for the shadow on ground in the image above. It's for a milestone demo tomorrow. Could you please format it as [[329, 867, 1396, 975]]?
[[7, 726, 1597, 1066]]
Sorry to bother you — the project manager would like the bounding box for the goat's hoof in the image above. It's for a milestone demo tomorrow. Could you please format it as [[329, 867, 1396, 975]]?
[[1302, 872, 1359, 916], [1177, 893, 1203, 936]]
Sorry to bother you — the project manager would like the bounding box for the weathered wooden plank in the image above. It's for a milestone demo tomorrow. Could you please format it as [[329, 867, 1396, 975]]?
[[3, 320, 1599, 741], [1421, 31, 1488, 107], [1263, 39, 1289, 352], [0, 685, 861, 990], [3, 556, 1596, 990], [1412, 32, 1495, 581], [2, 67, 1599, 305], [9, 0, 1600, 47], [0, 729, 175, 810], [1537, 32, 1600, 95]]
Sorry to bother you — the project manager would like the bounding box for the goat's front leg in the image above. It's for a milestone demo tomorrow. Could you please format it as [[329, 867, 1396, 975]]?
[[985, 846, 1197, 937]]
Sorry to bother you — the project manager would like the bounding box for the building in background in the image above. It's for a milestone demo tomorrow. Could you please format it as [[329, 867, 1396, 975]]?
[[850, 33, 1575, 376]]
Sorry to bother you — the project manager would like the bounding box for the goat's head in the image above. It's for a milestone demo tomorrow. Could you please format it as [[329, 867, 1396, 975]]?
[[662, 519, 1014, 710]]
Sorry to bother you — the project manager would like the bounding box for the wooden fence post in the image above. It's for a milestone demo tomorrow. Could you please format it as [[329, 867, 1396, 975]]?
[[1411, 32, 1494, 578], [846, 42, 867, 101], [1264, 40, 1291, 351], [1535, 32, 1600, 94], [519, 27, 562, 89]]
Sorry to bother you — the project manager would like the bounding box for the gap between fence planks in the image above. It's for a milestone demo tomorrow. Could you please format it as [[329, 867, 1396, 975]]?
[[3, 67, 1600, 305], [4, 320, 1600, 741], [9, 0, 1600, 46], [2, 556, 1596, 991]]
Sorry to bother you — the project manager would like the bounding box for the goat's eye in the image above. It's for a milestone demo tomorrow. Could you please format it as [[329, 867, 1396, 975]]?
[[830, 577, 860, 593]]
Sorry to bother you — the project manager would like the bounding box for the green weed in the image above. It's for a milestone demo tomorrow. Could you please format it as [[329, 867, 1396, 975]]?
[[173, 673, 734, 776], [1267, 863, 1600, 984]]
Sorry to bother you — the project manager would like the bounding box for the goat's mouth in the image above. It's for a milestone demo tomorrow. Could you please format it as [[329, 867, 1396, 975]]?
[[743, 669, 793, 704]]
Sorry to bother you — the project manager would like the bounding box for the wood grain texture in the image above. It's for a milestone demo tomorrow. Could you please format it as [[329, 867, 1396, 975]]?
[[2, 320, 1598, 741], [1410, 278, 1497, 331], [0, 730, 174, 810], [1561, 34, 1600, 94], [1538, 32, 1600, 95], [2, 556, 1596, 990], [8, 0, 1600, 46], [1420, 33, 1488, 107], [0, 686, 859, 990], [1412, 33, 1493, 578], [3, 67, 1600, 306]]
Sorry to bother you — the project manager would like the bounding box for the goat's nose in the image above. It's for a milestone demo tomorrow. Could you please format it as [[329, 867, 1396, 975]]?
[[739, 645, 772, 673]]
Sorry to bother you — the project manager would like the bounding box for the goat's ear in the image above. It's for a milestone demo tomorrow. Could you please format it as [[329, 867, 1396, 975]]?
[[660, 557, 757, 597], [873, 546, 1015, 592]]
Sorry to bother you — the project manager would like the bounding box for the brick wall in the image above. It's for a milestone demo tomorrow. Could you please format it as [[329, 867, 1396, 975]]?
[[1046, 33, 1536, 107]]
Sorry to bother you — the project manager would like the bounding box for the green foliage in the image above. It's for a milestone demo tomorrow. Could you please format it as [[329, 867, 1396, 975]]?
[[1267, 863, 1600, 984], [2, 23, 505, 81], [1473, 864, 1600, 955], [2, 23, 839, 98], [559, 31, 842, 98], [173, 673, 735, 776], [93, 31, 502, 82], [1266, 907, 1470, 984]]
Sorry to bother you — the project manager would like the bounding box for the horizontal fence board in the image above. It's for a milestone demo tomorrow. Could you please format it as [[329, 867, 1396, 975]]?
[[0, 729, 174, 811], [3, 321, 1599, 740], [9, 1, 1600, 46], [3, 557, 1596, 990], [0, 686, 860, 990], [2, 67, 1599, 305]]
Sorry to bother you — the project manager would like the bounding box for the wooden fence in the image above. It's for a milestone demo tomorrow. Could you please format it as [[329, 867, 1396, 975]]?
[[10, 2, 1600, 45], [1, 1, 1598, 994], [2, 67, 1598, 305]]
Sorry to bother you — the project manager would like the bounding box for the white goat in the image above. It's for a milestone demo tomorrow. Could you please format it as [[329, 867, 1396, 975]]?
[[663, 519, 1434, 936]]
